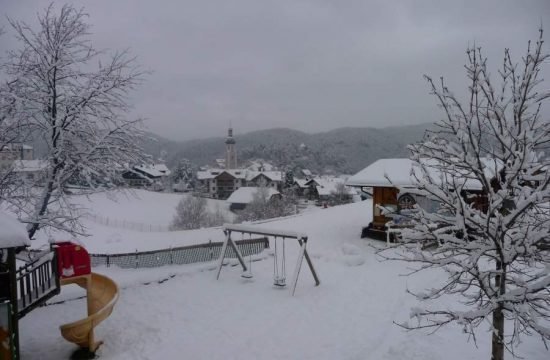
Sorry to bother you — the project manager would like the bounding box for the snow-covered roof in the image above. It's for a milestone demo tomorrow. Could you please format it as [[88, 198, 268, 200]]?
[[197, 168, 247, 180], [135, 164, 171, 178], [0, 211, 30, 248], [226, 187, 280, 204], [12, 160, 48, 172], [247, 171, 283, 182], [295, 179, 309, 188], [0, 143, 33, 151], [347, 158, 500, 190], [197, 169, 283, 182], [197, 170, 215, 180], [245, 160, 276, 172]]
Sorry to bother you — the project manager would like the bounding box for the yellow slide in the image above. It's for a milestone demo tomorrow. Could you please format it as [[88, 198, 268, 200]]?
[[59, 273, 119, 352]]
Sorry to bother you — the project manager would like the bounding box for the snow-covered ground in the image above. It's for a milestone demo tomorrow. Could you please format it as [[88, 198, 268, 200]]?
[[30, 190, 238, 253], [20, 199, 549, 359], [77, 190, 236, 227]]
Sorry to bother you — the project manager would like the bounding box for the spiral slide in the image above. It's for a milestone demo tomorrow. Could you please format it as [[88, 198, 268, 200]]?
[[59, 273, 119, 352]]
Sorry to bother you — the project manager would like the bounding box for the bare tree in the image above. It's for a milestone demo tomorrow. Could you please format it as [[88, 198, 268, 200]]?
[[383, 29, 550, 360], [237, 185, 294, 223], [170, 196, 226, 230], [329, 182, 353, 205], [2, 4, 148, 238], [0, 28, 28, 205]]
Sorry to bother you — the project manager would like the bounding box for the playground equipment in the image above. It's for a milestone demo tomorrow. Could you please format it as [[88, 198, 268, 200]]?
[[272, 236, 286, 287], [240, 233, 254, 279], [0, 214, 118, 360], [55, 242, 119, 352], [216, 224, 320, 295]]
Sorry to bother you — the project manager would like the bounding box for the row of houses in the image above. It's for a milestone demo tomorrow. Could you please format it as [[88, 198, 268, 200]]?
[[196, 168, 283, 199]]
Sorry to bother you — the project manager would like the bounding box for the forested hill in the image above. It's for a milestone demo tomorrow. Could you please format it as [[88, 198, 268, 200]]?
[[142, 123, 432, 174]]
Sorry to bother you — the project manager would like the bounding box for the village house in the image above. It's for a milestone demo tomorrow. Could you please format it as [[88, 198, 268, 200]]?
[[226, 186, 281, 211], [122, 164, 171, 190], [12, 160, 49, 184], [197, 169, 283, 199], [0, 144, 34, 172], [292, 178, 309, 197], [346, 158, 499, 240], [303, 177, 355, 203]]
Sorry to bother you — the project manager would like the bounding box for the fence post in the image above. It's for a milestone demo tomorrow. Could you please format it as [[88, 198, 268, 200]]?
[[170, 246, 173, 265], [209, 239, 213, 260], [135, 249, 138, 269], [106, 254, 110, 268]]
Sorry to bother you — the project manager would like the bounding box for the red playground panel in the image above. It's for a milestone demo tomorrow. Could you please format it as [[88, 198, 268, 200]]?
[[54, 242, 91, 278]]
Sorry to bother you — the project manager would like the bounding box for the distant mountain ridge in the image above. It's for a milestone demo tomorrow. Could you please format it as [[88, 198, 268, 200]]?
[[143, 123, 432, 175]]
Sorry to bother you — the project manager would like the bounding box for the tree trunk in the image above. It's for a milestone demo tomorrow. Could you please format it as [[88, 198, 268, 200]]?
[[492, 260, 506, 360], [491, 306, 505, 360], [27, 174, 56, 239]]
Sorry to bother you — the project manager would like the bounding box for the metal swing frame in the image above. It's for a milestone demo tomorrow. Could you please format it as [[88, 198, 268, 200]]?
[[215, 224, 321, 296]]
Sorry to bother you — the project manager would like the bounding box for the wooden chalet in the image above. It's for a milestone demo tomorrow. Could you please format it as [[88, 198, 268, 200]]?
[[346, 158, 496, 240]]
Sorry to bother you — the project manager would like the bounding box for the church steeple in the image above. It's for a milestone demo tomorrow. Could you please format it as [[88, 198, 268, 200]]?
[[225, 127, 237, 169]]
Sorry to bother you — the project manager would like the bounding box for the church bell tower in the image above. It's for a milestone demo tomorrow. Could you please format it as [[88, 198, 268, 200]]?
[[225, 127, 237, 169]]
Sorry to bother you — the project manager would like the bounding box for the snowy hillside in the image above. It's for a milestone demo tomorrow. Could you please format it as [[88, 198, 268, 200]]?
[[20, 200, 548, 359]]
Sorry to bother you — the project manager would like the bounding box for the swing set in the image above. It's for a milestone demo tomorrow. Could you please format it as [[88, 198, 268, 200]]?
[[215, 224, 320, 296]]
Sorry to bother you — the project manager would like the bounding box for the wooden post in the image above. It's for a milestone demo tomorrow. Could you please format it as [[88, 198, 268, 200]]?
[[290, 240, 306, 296], [216, 230, 248, 280], [228, 237, 247, 272], [216, 231, 230, 280], [8, 249, 20, 360], [301, 240, 320, 287]]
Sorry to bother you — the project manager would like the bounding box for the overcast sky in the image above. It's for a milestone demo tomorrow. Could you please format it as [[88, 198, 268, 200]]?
[[1, 0, 549, 141]]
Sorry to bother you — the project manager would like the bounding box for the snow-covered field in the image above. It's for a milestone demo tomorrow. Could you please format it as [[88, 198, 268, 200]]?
[[19, 198, 548, 359], [30, 189, 238, 253]]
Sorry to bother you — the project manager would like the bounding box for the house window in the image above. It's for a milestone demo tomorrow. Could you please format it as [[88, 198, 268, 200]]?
[[398, 193, 416, 210]]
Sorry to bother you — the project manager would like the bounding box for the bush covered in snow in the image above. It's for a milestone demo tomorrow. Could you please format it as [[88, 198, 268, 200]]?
[[170, 196, 226, 230], [237, 187, 296, 223]]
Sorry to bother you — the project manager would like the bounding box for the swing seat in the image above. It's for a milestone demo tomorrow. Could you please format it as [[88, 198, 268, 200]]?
[[241, 271, 253, 279], [273, 276, 286, 287]]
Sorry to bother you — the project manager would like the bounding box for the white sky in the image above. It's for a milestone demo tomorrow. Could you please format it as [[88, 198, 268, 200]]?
[[1, 0, 549, 141]]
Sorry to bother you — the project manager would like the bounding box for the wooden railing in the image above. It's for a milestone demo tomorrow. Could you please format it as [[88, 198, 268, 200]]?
[[16, 251, 60, 319]]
